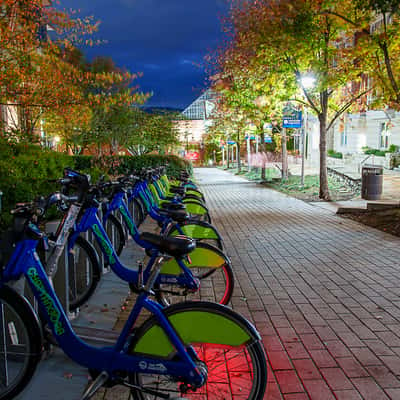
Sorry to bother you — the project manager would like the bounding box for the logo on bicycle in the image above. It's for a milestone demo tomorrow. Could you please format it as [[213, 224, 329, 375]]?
[[119, 206, 136, 236], [138, 361, 167, 373], [27, 267, 65, 336], [92, 224, 116, 265]]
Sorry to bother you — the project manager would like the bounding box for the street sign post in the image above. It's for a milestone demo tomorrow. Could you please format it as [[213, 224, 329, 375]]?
[[282, 110, 302, 129], [282, 103, 302, 129]]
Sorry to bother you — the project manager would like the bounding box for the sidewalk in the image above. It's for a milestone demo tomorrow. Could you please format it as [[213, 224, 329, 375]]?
[[196, 168, 400, 399], [18, 168, 400, 399]]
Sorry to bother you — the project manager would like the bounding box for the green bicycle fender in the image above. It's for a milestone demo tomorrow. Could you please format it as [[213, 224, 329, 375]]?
[[168, 224, 218, 240], [149, 184, 162, 206], [184, 202, 208, 215], [161, 175, 169, 188], [139, 193, 151, 212], [160, 245, 225, 274], [182, 198, 203, 206], [185, 190, 203, 199], [133, 310, 251, 357]]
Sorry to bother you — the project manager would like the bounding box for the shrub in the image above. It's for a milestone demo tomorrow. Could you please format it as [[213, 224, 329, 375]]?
[[388, 144, 400, 153], [0, 144, 191, 229], [327, 149, 343, 159], [72, 154, 192, 178], [362, 147, 387, 157], [0, 142, 70, 228]]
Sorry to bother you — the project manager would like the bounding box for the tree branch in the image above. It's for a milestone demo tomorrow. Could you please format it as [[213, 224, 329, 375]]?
[[327, 87, 373, 131]]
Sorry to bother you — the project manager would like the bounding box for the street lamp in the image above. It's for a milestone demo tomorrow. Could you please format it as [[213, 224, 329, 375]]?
[[300, 75, 316, 90], [299, 74, 316, 187]]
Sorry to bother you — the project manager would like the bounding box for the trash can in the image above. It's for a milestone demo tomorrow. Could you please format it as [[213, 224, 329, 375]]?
[[361, 165, 383, 200]]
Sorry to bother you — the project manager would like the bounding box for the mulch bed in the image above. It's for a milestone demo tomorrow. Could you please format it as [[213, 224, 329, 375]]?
[[341, 208, 400, 238]]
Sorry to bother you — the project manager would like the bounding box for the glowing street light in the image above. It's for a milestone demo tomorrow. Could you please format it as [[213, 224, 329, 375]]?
[[300, 75, 316, 90]]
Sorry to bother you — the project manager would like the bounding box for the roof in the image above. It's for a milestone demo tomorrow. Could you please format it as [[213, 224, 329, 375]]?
[[182, 89, 217, 120]]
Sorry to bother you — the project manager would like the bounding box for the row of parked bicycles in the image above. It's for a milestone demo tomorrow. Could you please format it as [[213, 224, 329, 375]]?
[[0, 166, 268, 399]]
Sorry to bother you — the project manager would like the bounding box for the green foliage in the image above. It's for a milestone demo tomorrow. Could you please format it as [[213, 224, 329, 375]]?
[[362, 147, 388, 156], [0, 140, 70, 227], [388, 144, 400, 153], [0, 142, 190, 228], [327, 149, 343, 159], [126, 109, 179, 156]]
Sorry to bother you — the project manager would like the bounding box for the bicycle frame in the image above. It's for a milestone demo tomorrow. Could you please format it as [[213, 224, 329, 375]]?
[[69, 202, 199, 289], [1, 236, 203, 382]]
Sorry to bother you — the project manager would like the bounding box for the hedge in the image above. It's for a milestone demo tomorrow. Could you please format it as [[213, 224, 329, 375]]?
[[0, 142, 192, 229]]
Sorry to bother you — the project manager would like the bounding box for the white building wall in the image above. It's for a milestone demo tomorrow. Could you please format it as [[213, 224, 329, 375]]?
[[310, 110, 400, 158]]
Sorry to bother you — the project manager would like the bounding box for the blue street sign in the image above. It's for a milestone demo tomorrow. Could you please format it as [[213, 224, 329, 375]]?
[[282, 111, 302, 129], [265, 136, 273, 143], [227, 140, 236, 145]]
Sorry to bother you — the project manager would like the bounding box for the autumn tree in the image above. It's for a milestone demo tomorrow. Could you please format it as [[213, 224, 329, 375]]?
[[225, 0, 372, 199], [324, 1, 400, 111], [43, 105, 92, 153], [209, 29, 297, 179], [126, 109, 179, 156], [0, 1, 148, 142]]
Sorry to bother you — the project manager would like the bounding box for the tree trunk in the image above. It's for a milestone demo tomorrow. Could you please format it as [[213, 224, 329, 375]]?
[[281, 127, 288, 181], [318, 107, 330, 200], [237, 130, 241, 172]]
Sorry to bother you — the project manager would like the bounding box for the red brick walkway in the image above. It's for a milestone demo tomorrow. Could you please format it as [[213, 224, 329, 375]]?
[[196, 168, 400, 400]]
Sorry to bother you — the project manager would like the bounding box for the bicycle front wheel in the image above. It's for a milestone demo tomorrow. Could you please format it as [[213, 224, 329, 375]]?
[[129, 302, 267, 400], [68, 236, 101, 311], [0, 286, 42, 400]]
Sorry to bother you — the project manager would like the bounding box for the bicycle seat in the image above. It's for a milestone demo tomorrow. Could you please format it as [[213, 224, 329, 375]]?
[[158, 209, 189, 224], [140, 232, 195, 257]]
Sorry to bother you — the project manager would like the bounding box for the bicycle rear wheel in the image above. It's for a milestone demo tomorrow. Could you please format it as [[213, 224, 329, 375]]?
[[129, 302, 267, 400], [68, 236, 101, 311], [0, 286, 42, 400]]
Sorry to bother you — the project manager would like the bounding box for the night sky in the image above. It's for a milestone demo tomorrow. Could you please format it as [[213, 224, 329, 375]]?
[[62, 0, 228, 109]]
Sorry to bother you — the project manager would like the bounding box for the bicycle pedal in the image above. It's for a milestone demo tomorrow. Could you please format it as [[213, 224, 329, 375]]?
[[80, 371, 109, 400]]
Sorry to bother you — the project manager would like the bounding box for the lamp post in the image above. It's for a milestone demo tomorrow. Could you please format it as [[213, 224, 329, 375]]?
[[299, 74, 316, 187]]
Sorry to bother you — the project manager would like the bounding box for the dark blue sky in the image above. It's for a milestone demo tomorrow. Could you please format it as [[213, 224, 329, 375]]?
[[62, 0, 228, 109]]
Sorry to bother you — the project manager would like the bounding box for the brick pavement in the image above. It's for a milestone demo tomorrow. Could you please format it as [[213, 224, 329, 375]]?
[[195, 167, 400, 400], [57, 167, 400, 400]]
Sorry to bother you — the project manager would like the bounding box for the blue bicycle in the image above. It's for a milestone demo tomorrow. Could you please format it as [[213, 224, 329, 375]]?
[[66, 175, 234, 307], [0, 198, 267, 399]]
